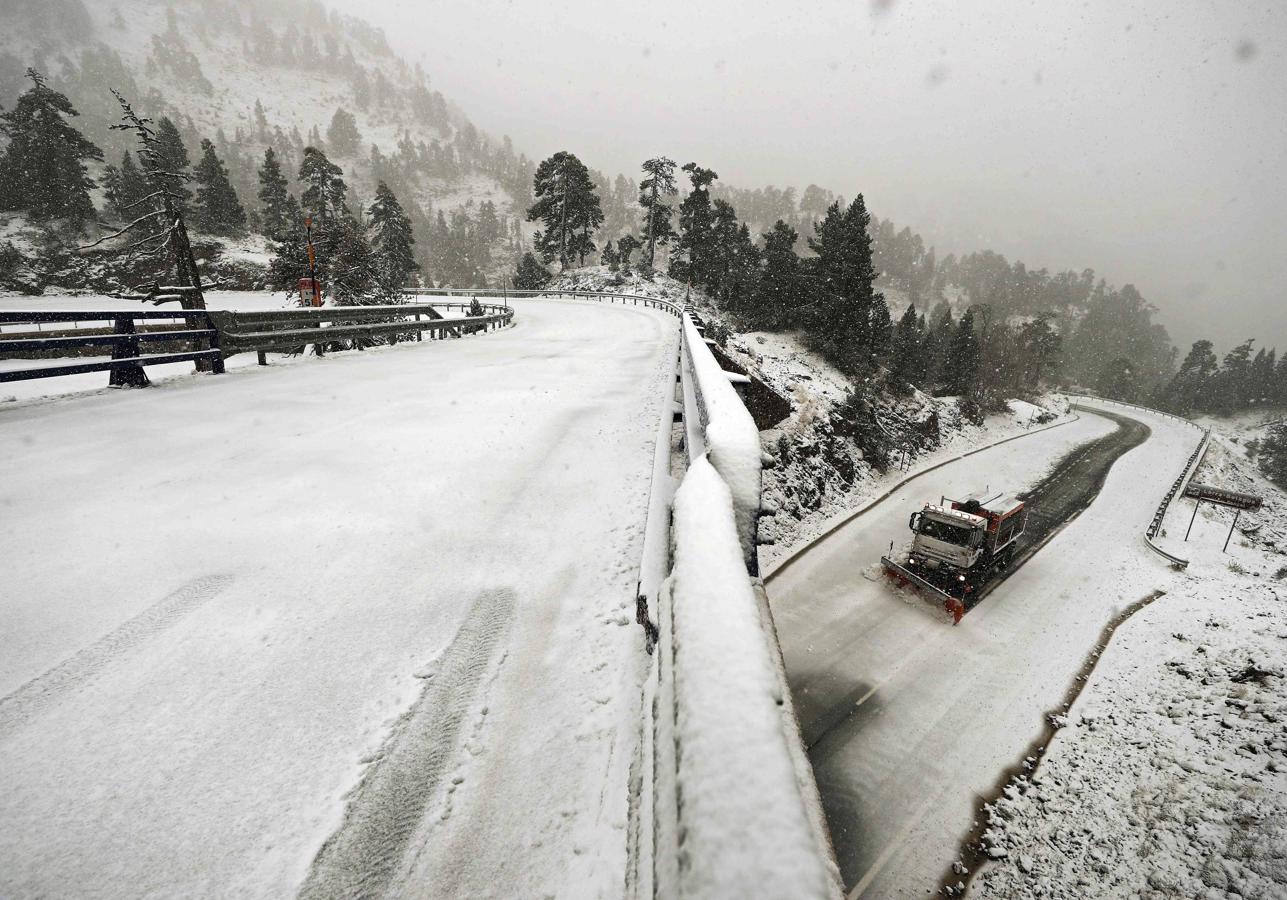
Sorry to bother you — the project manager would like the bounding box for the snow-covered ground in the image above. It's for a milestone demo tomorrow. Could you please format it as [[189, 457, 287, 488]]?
[[766, 398, 1202, 896], [975, 418, 1287, 900], [0, 298, 677, 897]]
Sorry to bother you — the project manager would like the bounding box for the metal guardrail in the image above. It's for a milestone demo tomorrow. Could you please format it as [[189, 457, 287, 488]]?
[[0, 309, 223, 384], [209, 302, 513, 356], [404, 286, 684, 316], [638, 304, 840, 898], [0, 289, 685, 388]]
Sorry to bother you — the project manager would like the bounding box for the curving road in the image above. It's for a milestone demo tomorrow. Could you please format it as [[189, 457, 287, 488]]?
[[766, 402, 1198, 897], [0, 299, 677, 898]]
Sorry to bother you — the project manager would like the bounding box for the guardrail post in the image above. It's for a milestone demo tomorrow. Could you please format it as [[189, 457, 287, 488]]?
[[108, 316, 149, 388], [205, 310, 226, 374]]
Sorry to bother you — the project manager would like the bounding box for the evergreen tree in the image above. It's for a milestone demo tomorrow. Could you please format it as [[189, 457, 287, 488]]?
[[673, 163, 718, 284], [326, 108, 361, 156], [601, 240, 619, 270], [0, 68, 103, 225], [638, 156, 677, 269], [513, 251, 550, 290], [367, 181, 418, 294], [920, 301, 955, 389], [1258, 422, 1287, 489], [257, 147, 293, 240], [327, 216, 379, 305], [526, 150, 603, 269], [192, 138, 246, 235], [1096, 357, 1139, 402], [1017, 314, 1061, 389], [616, 234, 641, 274], [115, 151, 149, 218], [806, 195, 882, 373], [945, 307, 981, 395], [753, 220, 802, 330], [889, 303, 924, 389], [298, 146, 348, 222], [152, 116, 192, 210]]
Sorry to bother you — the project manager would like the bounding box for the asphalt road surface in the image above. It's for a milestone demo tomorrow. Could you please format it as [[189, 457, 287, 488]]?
[[766, 406, 1163, 896]]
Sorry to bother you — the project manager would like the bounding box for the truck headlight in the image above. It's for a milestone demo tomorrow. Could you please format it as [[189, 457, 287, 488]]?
[[957, 575, 966, 581]]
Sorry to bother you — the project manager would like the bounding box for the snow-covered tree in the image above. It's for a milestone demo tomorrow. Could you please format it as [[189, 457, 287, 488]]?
[[616, 234, 641, 274], [752, 220, 802, 330], [512, 251, 549, 290], [0, 68, 103, 226], [298, 146, 348, 222], [638, 156, 677, 269], [257, 147, 296, 240], [192, 139, 246, 236], [805, 195, 883, 374], [152, 116, 192, 210], [526, 150, 603, 269], [672, 163, 718, 285], [367, 181, 418, 294], [326, 108, 361, 156], [888, 302, 924, 390]]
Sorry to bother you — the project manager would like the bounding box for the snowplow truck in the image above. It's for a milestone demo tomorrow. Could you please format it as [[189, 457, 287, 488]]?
[[881, 491, 1028, 620]]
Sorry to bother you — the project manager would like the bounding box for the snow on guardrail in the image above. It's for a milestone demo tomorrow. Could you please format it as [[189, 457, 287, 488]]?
[[640, 310, 841, 898], [680, 312, 763, 571], [662, 457, 839, 897]]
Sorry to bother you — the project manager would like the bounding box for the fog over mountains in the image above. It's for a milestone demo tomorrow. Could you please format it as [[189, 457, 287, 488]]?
[[361, 0, 1287, 352]]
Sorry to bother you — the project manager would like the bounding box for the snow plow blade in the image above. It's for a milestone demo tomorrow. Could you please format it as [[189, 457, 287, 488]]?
[[880, 555, 966, 625]]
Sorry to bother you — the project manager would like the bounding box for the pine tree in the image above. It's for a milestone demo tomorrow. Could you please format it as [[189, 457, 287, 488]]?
[[616, 234, 641, 274], [945, 307, 981, 395], [601, 240, 619, 270], [367, 181, 418, 295], [326, 108, 361, 156], [298, 146, 348, 222], [806, 195, 882, 373], [920, 301, 955, 389], [889, 303, 924, 389], [673, 163, 718, 284], [1258, 422, 1287, 489], [257, 147, 294, 240], [0, 68, 103, 225], [638, 156, 677, 269], [327, 216, 379, 305], [152, 116, 192, 210], [753, 220, 801, 330], [526, 151, 603, 269], [192, 138, 246, 235], [115, 151, 149, 218], [513, 251, 550, 290]]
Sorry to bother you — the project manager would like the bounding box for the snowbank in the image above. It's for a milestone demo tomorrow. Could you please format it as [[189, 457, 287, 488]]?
[[974, 418, 1287, 900], [666, 457, 839, 898]]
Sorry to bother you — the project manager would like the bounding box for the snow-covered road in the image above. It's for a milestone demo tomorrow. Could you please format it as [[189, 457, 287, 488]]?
[[0, 299, 677, 897], [766, 402, 1200, 897]]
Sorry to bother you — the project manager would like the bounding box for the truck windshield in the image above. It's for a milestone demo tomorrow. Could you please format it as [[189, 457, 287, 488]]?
[[917, 517, 974, 547]]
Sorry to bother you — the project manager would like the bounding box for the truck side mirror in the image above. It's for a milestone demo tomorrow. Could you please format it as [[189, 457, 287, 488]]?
[[909, 512, 921, 532]]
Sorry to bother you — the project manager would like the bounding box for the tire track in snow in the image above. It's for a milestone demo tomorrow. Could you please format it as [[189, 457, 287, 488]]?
[[0, 573, 234, 741], [297, 588, 516, 900]]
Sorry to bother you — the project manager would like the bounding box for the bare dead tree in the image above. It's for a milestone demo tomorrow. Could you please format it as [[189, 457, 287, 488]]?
[[81, 91, 218, 371]]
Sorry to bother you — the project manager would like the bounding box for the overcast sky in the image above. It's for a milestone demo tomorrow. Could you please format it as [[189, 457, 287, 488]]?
[[353, 0, 1285, 353]]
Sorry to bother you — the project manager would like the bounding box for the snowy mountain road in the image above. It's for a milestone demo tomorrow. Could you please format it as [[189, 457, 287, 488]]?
[[0, 299, 678, 898], [766, 402, 1198, 897]]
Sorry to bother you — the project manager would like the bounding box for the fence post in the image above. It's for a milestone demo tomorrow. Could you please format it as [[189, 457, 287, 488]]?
[[205, 311, 226, 374], [108, 316, 149, 388]]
